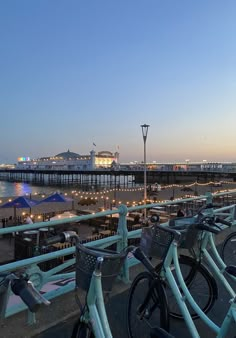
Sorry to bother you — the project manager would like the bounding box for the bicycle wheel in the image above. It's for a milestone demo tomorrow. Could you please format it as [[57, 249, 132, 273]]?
[[156, 255, 217, 320], [127, 271, 169, 338], [221, 231, 236, 266], [71, 320, 94, 338]]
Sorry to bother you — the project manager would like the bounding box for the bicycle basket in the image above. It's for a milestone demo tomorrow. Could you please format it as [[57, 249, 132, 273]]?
[[168, 217, 198, 249], [75, 243, 127, 292], [140, 225, 175, 259]]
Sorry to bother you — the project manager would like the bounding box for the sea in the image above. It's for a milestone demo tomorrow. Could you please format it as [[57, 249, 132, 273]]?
[[0, 178, 137, 198], [0, 181, 77, 198]]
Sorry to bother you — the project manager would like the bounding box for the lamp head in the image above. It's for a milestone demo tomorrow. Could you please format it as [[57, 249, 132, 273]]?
[[141, 124, 150, 141]]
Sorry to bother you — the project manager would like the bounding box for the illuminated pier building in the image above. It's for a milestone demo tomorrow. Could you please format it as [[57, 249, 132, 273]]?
[[17, 149, 120, 170]]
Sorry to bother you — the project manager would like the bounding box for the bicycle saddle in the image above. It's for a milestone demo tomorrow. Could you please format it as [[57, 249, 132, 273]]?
[[150, 327, 175, 338], [225, 265, 236, 277]]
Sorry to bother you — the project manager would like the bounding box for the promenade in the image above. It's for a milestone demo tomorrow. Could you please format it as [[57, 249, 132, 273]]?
[[34, 281, 235, 338]]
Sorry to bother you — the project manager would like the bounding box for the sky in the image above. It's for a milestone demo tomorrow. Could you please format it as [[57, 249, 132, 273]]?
[[0, 0, 236, 164]]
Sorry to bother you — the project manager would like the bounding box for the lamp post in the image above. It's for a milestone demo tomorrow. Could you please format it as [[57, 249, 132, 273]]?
[[141, 124, 150, 219]]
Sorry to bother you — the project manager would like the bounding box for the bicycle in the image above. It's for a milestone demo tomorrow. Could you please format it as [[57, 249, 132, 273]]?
[[188, 199, 236, 268], [221, 227, 236, 267], [137, 220, 236, 337], [45, 231, 174, 338], [148, 202, 235, 320], [0, 270, 50, 316], [140, 211, 216, 320]]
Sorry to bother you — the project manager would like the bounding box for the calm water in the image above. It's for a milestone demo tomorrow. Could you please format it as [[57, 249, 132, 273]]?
[[0, 181, 72, 198], [0, 179, 137, 198]]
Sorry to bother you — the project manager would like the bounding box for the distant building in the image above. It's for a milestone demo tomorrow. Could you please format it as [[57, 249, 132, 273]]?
[[16, 149, 120, 170]]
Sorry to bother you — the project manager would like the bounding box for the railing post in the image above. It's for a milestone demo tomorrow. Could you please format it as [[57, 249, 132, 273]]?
[[204, 192, 215, 218], [205, 191, 213, 205], [117, 204, 128, 251], [117, 204, 130, 283]]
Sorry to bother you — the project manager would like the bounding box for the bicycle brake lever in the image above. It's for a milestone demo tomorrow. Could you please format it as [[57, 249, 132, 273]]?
[[27, 282, 51, 306]]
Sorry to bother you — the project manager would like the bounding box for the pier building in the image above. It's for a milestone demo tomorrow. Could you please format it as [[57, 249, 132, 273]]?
[[16, 149, 120, 170]]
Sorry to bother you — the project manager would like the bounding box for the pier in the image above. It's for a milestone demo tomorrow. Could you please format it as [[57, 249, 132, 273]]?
[[0, 167, 236, 187]]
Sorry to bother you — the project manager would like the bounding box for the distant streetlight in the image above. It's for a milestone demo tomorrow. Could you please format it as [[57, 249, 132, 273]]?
[[141, 124, 150, 219]]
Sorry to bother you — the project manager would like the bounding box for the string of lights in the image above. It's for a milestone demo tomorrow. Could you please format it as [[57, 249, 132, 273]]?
[[1, 180, 236, 214]]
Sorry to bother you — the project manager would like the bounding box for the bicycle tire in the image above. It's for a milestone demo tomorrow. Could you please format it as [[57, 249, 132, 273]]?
[[156, 255, 217, 320], [71, 320, 94, 338], [127, 271, 169, 338], [221, 231, 236, 267]]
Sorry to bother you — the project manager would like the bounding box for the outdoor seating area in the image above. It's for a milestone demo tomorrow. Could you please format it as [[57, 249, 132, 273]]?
[[1, 188, 234, 272], [0, 203, 146, 267], [1, 187, 236, 337]]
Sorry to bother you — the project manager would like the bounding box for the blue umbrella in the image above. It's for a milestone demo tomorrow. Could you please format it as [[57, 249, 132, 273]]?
[[39, 192, 73, 204], [0, 196, 39, 221]]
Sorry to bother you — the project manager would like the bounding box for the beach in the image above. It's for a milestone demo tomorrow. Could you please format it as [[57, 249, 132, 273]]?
[[1, 181, 236, 223]]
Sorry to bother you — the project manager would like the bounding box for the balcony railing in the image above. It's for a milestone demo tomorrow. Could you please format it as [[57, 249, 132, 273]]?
[[0, 190, 236, 325]]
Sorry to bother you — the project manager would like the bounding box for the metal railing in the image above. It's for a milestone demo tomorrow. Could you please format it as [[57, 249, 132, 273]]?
[[0, 190, 236, 325]]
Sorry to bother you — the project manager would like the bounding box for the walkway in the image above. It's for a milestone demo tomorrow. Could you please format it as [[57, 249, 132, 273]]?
[[33, 269, 235, 338]]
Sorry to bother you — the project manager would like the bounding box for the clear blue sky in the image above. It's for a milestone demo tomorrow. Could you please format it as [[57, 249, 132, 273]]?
[[0, 0, 235, 164]]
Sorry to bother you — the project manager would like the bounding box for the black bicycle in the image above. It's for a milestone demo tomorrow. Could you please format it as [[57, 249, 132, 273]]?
[[127, 246, 174, 338]]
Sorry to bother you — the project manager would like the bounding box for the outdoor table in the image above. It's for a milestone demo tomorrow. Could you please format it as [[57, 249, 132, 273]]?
[[99, 224, 108, 230], [99, 230, 112, 237]]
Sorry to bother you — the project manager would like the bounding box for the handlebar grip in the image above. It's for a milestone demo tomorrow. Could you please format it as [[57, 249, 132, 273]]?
[[133, 247, 155, 273], [215, 217, 232, 227], [196, 224, 219, 234], [44, 233, 66, 245], [11, 279, 41, 312]]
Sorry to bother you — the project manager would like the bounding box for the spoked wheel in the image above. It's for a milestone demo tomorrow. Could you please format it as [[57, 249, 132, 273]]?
[[221, 231, 236, 267], [71, 320, 94, 338], [127, 271, 169, 338], [156, 255, 217, 320]]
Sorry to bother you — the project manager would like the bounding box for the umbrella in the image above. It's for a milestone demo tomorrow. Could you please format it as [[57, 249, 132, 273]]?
[[0, 196, 39, 221], [50, 211, 77, 221], [39, 192, 73, 203], [39, 192, 74, 210]]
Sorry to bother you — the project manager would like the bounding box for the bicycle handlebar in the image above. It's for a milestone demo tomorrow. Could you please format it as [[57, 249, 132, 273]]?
[[131, 247, 156, 273], [11, 279, 47, 312], [44, 233, 65, 245], [215, 217, 232, 227], [44, 231, 78, 246], [195, 223, 220, 234], [45, 231, 159, 276], [0, 273, 50, 313]]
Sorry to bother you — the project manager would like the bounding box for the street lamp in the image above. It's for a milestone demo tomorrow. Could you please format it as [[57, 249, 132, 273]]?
[[141, 124, 150, 219]]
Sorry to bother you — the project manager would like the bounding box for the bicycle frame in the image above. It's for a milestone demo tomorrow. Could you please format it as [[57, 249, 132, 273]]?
[[172, 201, 236, 296], [82, 260, 113, 338], [199, 231, 236, 297], [160, 238, 236, 338]]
